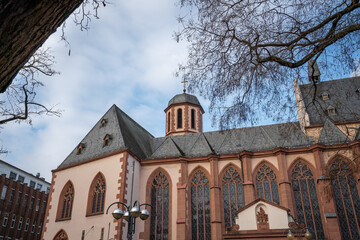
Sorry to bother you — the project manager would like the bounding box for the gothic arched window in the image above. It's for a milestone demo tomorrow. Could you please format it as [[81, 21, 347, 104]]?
[[291, 161, 325, 239], [87, 173, 106, 215], [190, 169, 211, 240], [53, 229, 68, 240], [150, 171, 169, 240], [57, 182, 74, 220], [330, 159, 360, 239], [255, 163, 279, 204], [222, 166, 244, 228], [177, 108, 182, 129]]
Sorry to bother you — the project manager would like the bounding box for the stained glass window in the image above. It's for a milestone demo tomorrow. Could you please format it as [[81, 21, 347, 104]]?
[[91, 174, 106, 213], [255, 163, 279, 204], [330, 159, 360, 240], [291, 161, 325, 239], [222, 167, 244, 228], [60, 182, 74, 219], [191, 169, 211, 240], [150, 171, 169, 240]]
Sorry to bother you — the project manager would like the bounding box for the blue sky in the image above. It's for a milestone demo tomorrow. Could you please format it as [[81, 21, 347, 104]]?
[[1, 0, 215, 182]]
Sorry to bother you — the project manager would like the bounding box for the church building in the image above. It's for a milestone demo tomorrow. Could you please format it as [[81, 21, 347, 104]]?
[[42, 73, 360, 239]]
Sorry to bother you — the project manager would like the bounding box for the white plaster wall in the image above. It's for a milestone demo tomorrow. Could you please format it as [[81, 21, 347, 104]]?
[[188, 162, 211, 176], [134, 163, 181, 240], [43, 152, 124, 240], [237, 201, 289, 231], [252, 156, 279, 173], [286, 153, 316, 170], [218, 159, 241, 174], [323, 149, 354, 165]]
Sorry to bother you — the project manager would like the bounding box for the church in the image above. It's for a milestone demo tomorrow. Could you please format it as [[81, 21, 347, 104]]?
[[42, 70, 360, 240]]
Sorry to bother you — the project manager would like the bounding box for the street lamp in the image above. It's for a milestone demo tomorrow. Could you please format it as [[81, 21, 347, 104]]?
[[106, 200, 152, 240], [286, 212, 312, 240], [106, 161, 153, 240]]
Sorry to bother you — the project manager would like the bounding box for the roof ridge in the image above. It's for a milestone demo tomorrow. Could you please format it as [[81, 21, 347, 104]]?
[[115, 106, 154, 138], [188, 133, 214, 156], [318, 119, 349, 144], [58, 104, 119, 168], [169, 137, 185, 156]]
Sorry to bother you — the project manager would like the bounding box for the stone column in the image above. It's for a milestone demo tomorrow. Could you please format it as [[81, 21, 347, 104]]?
[[276, 151, 294, 213], [240, 153, 255, 204], [313, 147, 341, 239], [176, 160, 188, 240], [209, 156, 222, 238]]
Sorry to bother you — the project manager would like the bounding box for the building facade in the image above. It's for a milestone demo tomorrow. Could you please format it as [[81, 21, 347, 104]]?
[[43, 76, 360, 240], [0, 161, 50, 240]]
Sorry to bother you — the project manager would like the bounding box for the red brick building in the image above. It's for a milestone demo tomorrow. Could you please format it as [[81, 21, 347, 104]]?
[[0, 171, 49, 240]]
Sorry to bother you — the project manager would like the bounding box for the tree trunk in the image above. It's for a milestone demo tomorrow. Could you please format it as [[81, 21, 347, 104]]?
[[0, 0, 83, 93]]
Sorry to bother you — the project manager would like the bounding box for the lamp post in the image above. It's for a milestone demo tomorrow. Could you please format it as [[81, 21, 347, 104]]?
[[106, 161, 153, 240], [286, 213, 312, 240]]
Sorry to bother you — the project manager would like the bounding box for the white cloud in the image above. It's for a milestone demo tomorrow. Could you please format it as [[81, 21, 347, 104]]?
[[1, 0, 215, 182]]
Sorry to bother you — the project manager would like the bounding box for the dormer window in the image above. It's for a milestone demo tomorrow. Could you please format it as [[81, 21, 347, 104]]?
[[103, 134, 112, 146], [321, 92, 329, 100], [77, 143, 85, 154], [327, 106, 336, 116], [100, 119, 107, 127]]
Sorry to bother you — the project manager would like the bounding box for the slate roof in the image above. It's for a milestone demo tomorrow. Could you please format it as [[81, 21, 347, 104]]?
[[318, 119, 349, 145], [167, 93, 202, 108], [147, 122, 312, 160], [58, 105, 154, 169], [58, 77, 360, 169], [300, 77, 360, 125]]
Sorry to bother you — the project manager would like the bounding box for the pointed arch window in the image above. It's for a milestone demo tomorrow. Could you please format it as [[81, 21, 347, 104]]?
[[222, 166, 244, 228], [255, 163, 279, 204], [190, 169, 211, 240], [53, 229, 69, 240], [57, 182, 74, 220], [330, 159, 360, 239], [87, 173, 106, 215], [149, 172, 169, 240], [177, 108, 182, 129], [291, 161, 325, 239]]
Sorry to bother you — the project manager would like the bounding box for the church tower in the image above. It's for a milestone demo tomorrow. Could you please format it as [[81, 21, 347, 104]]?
[[164, 93, 204, 136]]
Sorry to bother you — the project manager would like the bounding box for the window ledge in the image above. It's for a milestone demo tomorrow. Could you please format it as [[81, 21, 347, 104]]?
[[86, 212, 104, 217], [55, 217, 71, 222]]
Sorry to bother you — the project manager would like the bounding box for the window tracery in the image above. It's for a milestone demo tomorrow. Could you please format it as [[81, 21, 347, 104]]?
[[255, 163, 279, 204], [54, 229, 68, 240], [90, 174, 106, 214], [190, 169, 211, 240], [222, 166, 244, 228], [58, 182, 74, 220], [150, 171, 169, 240], [291, 161, 324, 239], [330, 159, 360, 239]]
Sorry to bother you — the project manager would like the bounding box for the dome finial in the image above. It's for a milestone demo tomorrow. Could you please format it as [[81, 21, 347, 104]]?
[[181, 79, 188, 93]]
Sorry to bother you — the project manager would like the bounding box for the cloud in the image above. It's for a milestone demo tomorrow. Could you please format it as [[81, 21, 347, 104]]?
[[0, 0, 215, 182]]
